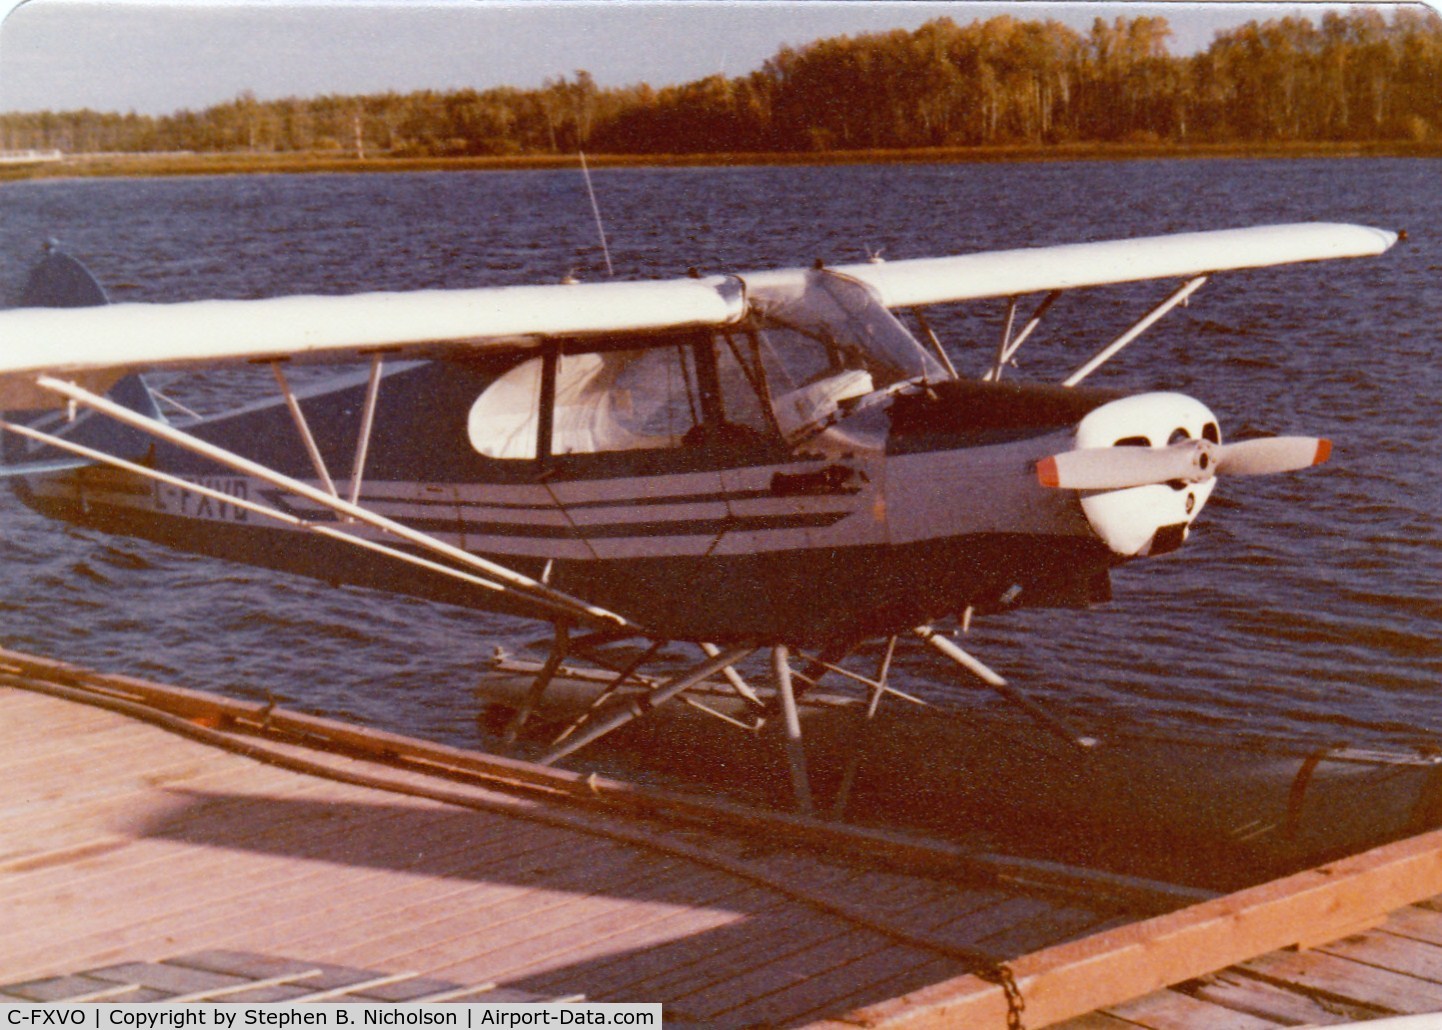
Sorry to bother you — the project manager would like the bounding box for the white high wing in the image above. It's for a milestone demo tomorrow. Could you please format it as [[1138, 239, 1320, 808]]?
[[0, 222, 1398, 410]]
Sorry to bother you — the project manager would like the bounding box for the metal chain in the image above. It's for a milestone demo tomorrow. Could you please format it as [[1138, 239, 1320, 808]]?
[[978, 963, 1025, 1030]]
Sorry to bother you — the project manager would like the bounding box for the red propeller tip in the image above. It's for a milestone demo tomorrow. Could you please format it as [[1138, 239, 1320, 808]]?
[[1036, 456, 1060, 488], [1314, 439, 1332, 465]]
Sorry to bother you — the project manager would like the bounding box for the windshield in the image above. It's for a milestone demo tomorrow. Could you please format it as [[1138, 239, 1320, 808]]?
[[746, 270, 944, 441]]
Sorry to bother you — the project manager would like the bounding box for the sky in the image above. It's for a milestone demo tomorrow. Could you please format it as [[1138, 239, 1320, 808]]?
[[0, 0, 1436, 116]]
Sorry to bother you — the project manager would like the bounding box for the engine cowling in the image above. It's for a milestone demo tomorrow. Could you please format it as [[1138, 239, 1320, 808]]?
[[1070, 392, 1221, 557]]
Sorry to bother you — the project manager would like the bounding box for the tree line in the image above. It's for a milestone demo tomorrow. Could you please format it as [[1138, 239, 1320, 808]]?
[[3, 8, 1439, 157]]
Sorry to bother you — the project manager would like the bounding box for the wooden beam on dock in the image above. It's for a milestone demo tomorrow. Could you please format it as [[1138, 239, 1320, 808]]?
[[823, 822, 1442, 1027]]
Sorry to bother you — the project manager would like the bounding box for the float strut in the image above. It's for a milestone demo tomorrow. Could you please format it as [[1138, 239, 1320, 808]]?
[[503, 623, 569, 746], [773, 645, 816, 815], [830, 635, 897, 818], [914, 626, 1097, 751], [537, 645, 755, 766]]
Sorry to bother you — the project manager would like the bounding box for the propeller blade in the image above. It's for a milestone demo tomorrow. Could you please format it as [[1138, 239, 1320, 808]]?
[[1215, 436, 1331, 476], [1036, 436, 1332, 490], [1036, 443, 1213, 490]]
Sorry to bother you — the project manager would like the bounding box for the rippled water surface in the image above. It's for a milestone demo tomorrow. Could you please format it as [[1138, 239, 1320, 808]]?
[[0, 159, 1437, 753]]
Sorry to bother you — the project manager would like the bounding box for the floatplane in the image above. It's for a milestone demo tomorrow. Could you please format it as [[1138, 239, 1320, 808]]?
[[0, 221, 1398, 811]]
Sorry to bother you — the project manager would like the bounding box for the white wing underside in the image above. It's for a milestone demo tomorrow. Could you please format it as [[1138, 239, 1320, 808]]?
[[0, 222, 1397, 410]]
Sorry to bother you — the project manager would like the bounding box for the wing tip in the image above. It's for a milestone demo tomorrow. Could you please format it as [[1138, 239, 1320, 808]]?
[[1314, 438, 1332, 466], [1036, 455, 1061, 488]]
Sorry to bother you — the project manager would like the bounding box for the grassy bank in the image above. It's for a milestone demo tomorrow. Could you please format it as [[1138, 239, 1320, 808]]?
[[3, 139, 1439, 182]]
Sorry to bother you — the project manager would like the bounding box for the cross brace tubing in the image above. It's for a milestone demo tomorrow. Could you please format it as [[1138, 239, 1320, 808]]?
[[538, 645, 756, 766], [915, 625, 1097, 751]]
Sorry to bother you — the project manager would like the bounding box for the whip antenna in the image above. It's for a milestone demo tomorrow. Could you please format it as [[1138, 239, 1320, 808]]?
[[579, 152, 614, 277]]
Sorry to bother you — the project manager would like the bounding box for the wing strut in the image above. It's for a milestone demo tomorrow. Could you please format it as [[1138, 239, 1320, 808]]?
[[987, 290, 1060, 382], [1062, 276, 1208, 387], [30, 375, 646, 633], [347, 355, 385, 508], [271, 363, 340, 498], [0, 415, 609, 627], [910, 308, 959, 380]]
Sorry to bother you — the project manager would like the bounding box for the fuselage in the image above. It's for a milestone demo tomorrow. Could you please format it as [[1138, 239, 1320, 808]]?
[[10, 360, 1219, 646], [6, 264, 1221, 646]]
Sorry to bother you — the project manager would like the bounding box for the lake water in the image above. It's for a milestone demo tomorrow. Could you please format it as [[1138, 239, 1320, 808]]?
[[0, 158, 1438, 757]]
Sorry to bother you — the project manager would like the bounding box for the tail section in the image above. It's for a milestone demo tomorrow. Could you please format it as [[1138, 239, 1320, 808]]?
[[16, 243, 110, 309], [2, 244, 163, 475]]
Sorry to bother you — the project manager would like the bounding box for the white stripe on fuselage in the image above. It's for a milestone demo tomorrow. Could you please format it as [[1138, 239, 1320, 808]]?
[[28, 433, 1091, 561]]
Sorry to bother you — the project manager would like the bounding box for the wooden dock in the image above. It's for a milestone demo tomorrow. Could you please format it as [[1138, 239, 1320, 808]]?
[[6, 647, 1442, 1027]]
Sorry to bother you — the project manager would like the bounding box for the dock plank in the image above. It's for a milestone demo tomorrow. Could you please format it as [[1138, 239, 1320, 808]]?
[[1184, 969, 1383, 1025], [1380, 905, 1442, 948], [467, 881, 772, 998], [329, 856, 713, 974], [565, 898, 856, 1003], [0, 778, 620, 980], [837, 818, 1442, 1028], [1102, 987, 1286, 1028], [1240, 948, 1442, 1013], [889, 893, 1069, 954], [427, 867, 757, 987], [514, 886, 794, 999], [1, 764, 307, 855], [1320, 930, 1442, 985], [0, 695, 125, 745], [0, 974, 146, 1003], [259, 848, 682, 970], [786, 954, 970, 1027], [0, 720, 208, 792], [1, 801, 607, 981], [0, 777, 342, 897], [704, 940, 938, 1026], [972, 902, 1114, 957], [83, 960, 252, 997], [0, 779, 400, 909], [1048, 1016, 1152, 1030]]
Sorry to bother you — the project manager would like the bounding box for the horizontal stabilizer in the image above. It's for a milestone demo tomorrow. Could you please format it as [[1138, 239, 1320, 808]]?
[[0, 456, 92, 478]]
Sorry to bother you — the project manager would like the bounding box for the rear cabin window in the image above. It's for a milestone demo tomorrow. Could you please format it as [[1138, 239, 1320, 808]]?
[[467, 355, 543, 460]]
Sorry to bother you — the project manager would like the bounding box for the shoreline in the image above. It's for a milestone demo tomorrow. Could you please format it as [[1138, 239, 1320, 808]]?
[[3, 139, 1439, 182]]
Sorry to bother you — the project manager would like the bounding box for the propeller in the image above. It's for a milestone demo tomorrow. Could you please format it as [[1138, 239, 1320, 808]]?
[[1037, 436, 1330, 490]]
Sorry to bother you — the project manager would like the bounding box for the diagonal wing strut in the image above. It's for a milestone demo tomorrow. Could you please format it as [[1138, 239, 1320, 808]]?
[[27, 375, 647, 634]]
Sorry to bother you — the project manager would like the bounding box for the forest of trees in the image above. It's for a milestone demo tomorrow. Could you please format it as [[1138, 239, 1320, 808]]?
[[3, 9, 1440, 157]]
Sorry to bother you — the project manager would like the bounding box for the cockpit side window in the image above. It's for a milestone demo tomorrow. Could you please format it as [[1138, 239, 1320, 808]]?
[[714, 331, 777, 439], [470, 335, 783, 461], [551, 344, 702, 455]]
